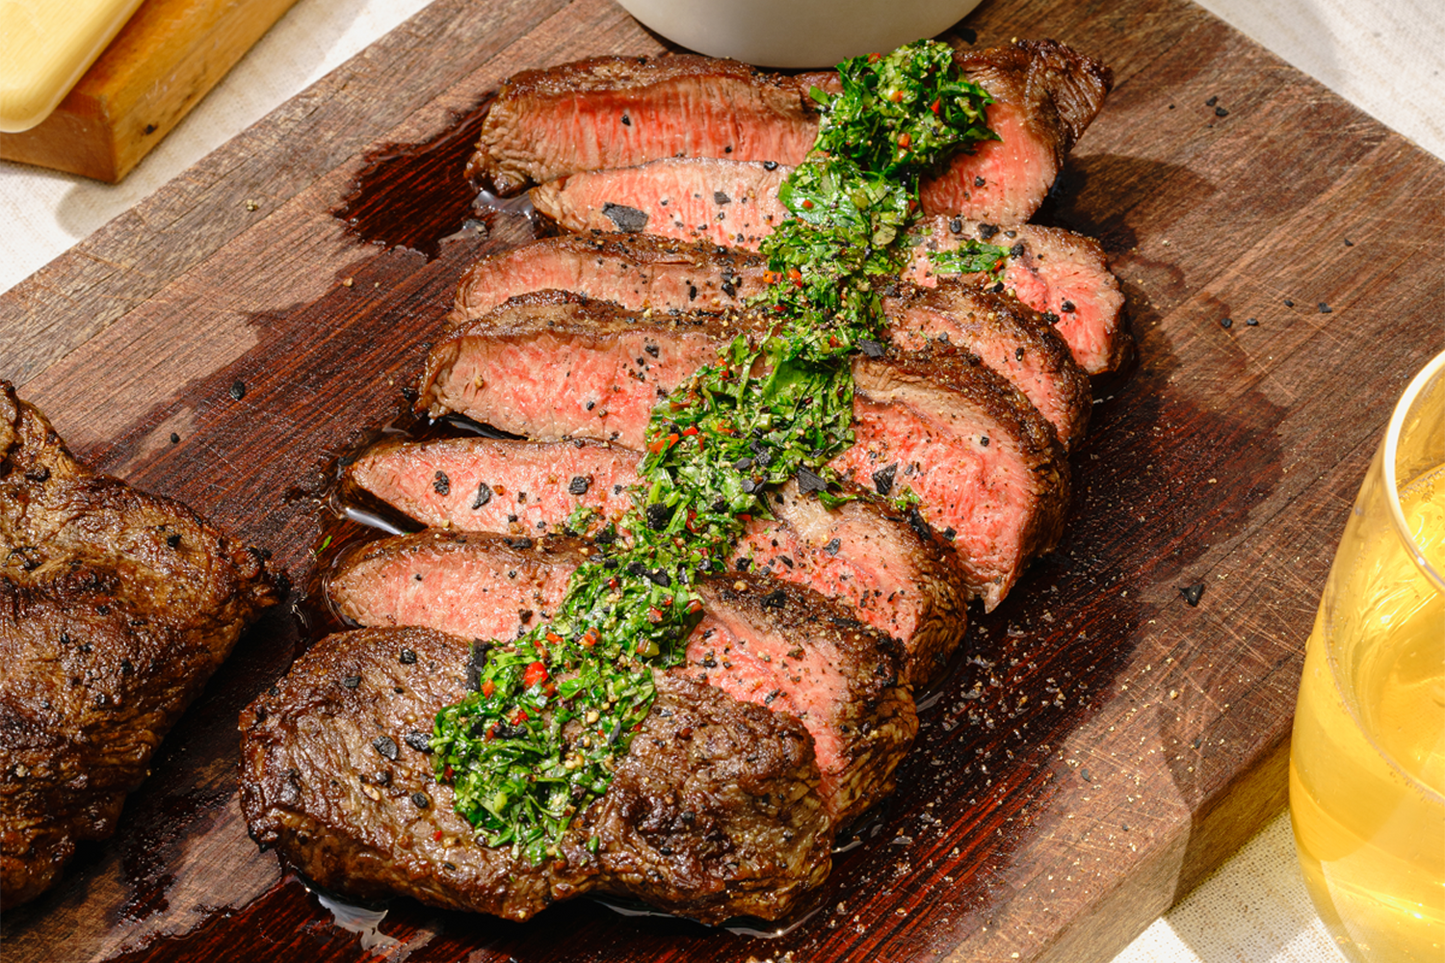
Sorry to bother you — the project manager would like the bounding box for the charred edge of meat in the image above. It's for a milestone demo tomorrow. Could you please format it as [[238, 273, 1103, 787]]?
[[238, 624, 833, 923], [1, 381, 283, 907]]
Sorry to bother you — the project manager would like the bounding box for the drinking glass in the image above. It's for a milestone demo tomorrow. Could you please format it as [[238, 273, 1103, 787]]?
[[1289, 348, 1445, 962]]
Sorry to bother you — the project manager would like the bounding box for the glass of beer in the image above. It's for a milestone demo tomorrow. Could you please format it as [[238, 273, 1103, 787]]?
[[1289, 348, 1445, 962]]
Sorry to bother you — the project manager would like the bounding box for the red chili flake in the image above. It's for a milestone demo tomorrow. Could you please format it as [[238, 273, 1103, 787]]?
[[687, 599, 704, 614], [434, 829, 445, 841], [607, 577, 620, 591], [484, 724, 497, 741], [738, 513, 751, 523], [523, 661, 548, 688], [511, 708, 529, 725], [545, 631, 562, 645], [828, 335, 839, 348], [868, 52, 881, 63], [681, 425, 698, 436], [801, 199, 814, 209], [646, 606, 664, 623], [931, 98, 941, 114], [481, 679, 495, 698], [444, 765, 454, 781], [889, 89, 903, 103]]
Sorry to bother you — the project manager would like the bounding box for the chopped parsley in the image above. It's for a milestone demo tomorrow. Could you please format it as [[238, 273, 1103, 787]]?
[[431, 39, 1002, 861]]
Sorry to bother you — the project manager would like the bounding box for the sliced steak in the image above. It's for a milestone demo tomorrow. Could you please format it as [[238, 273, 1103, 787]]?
[[428, 290, 734, 447], [471, 42, 1112, 225], [470, 54, 827, 196], [0, 382, 282, 906], [418, 294, 1068, 607], [905, 218, 1130, 374], [838, 353, 1070, 609], [239, 625, 832, 923], [450, 234, 764, 322], [530, 159, 791, 249], [451, 232, 1123, 383], [918, 40, 1113, 223], [328, 530, 917, 825], [345, 436, 970, 684], [879, 280, 1091, 450]]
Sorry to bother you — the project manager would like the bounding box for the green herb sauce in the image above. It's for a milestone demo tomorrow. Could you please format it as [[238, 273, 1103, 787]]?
[[431, 39, 1006, 862]]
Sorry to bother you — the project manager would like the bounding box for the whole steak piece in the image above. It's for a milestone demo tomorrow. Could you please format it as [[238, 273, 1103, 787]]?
[[238, 625, 833, 924], [0, 382, 282, 906]]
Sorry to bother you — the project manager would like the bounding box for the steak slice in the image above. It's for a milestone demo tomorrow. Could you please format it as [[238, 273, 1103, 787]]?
[[326, 531, 918, 825], [879, 279, 1091, 450], [530, 158, 791, 249], [471, 42, 1112, 225], [345, 436, 970, 685], [450, 234, 764, 321], [0, 382, 282, 906], [239, 625, 833, 923], [839, 354, 1070, 609], [905, 218, 1130, 375], [470, 54, 827, 196], [451, 232, 1124, 384], [917, 40, 1112, 223], [417, 293, 1068, 607]]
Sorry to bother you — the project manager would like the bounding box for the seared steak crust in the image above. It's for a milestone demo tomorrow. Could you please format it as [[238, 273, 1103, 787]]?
[[344, 436, 969, 686], [238, 625, 832, 923], [325, 531, 918, 825], [0, 382, 281, 906]]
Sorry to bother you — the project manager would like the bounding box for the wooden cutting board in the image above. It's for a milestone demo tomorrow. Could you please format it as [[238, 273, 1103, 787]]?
[[2, 0, 1442, 960], [0, 0, 300, 182]]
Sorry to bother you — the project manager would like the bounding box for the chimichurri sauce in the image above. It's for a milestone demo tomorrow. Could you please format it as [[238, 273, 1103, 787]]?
[[431, 39, 1007, 863]]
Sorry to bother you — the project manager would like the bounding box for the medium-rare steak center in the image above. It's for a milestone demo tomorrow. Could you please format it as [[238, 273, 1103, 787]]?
[[418, 291, 1069, 608], [344, 436, 971, 686]]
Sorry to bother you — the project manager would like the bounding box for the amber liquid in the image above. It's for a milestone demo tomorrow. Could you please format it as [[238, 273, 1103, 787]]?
[[1290, 461, 1445, 962]]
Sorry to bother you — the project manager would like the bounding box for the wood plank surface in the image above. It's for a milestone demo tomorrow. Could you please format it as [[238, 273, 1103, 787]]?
[[2, 0, 1443, 960], [0, 0, 303, 182]]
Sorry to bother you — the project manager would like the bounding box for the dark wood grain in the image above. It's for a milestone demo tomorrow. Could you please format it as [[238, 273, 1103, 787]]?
[[3, 0, 1444, 960]]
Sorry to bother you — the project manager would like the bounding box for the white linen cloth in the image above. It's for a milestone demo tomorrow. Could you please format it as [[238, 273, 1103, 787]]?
[[2, 1, 1441, 960]]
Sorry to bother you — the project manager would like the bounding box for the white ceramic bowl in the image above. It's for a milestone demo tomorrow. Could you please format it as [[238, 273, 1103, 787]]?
[[614, 0, 984, 68]]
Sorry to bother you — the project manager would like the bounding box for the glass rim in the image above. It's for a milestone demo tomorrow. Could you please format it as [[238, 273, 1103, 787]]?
[[1383, 347, 1445, 595]]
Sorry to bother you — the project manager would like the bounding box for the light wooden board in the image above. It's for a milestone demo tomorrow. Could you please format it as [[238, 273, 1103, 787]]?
[[0, 0, 300, 182]]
